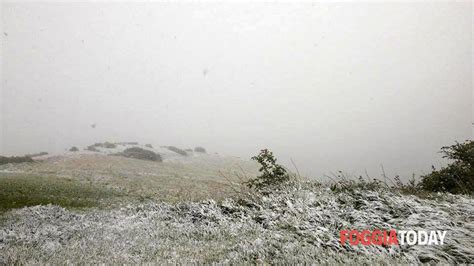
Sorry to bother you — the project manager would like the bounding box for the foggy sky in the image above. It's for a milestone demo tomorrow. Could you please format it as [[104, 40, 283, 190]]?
[[1, 1, 472, 179]]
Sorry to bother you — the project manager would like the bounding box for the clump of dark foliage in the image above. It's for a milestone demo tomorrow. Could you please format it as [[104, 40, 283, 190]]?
[[329, 175, 386, 193], [115, 142, 139, 146], [113, 147, 162, 162], [103, 142, 117, 149], [194, 147, 206, 153], [419, 140, 473, 194], [327, 141, 473, 195], [85, 145, 99, 152], [394, 174, 418, 194], [0, 156, 34, 165], [145, 144, 153, 148], [85, 142, 117, 151], [245, 149, 290, 190], [248, 141, 473, 196], [69, 146, 79, 152], [167, 146, 188, 156], [94, 142, 116, 149]]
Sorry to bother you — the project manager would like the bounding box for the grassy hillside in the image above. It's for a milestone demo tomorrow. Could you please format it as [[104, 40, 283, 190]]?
[[0, 174, 124, 213], [0, 153, 259, 210]]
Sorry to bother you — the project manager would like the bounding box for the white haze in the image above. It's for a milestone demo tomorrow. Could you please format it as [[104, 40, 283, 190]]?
[[1, 1, 472, 179]]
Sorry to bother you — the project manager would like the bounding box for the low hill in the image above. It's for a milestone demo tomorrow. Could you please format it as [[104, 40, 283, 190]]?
[[0, 147, 259, 203]]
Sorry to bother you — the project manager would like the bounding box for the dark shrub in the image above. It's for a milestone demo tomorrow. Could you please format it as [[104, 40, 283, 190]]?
[[245, 149, 290, 190], [419, 140, 473, 194], [85, 142, 116, 150], [120, 142, 139, 145], [394, 174, 418, 194], [0, 156, 34, 165], [69, 146, 79, 152], [85, 145, 99, 152], [115, 147, 162, 162], [114, 142, 138, 146], [145, 144, 153, 148], [103, 142, 116, 149], [330, 179, 383, 193], [194, 147, 206, 153], [167, 146, 187, 156]]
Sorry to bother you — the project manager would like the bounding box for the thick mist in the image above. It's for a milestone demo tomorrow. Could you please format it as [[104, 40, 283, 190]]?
[[1, 2, 472, 179]]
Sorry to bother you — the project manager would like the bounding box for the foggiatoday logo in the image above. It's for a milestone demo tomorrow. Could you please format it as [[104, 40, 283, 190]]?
[[340, 230, 447, 246]]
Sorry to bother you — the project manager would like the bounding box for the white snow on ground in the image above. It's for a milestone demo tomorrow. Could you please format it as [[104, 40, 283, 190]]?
[[0, 143, 472, 263], [1, 184, 473, 264]]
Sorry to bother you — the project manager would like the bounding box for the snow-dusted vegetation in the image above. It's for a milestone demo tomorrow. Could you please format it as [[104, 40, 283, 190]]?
[[0, 144, 472, 264], [1, 181, 473, 264]]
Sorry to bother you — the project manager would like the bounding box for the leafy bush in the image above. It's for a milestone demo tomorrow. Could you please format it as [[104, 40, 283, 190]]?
[[393, 174, 418, 194], [114, 147, 162, 162], [103, 142, 117, 149], [69, 146, 79, 152], [329, 176, 386, 193], [85, 145, 99, 152], [84, 142, 116, 151], [245, 149, 290, 190], [0, 156, 34, 165], [115, 142, 139, 146], [419, 140, 473, 194], [167, 146, 187, 156], [145, 144, 153, 148], [194, 147, 206, 153]]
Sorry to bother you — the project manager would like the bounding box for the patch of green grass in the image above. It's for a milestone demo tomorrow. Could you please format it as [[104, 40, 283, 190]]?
[[0, 174, 124, 213]]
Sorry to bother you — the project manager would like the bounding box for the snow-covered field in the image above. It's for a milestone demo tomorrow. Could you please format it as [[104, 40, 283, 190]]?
[[1, 184, 473, 264], [0, 144, 473, 264]]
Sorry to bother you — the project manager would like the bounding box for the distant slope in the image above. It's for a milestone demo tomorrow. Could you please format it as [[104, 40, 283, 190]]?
[[0, 150, 259, 203]]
